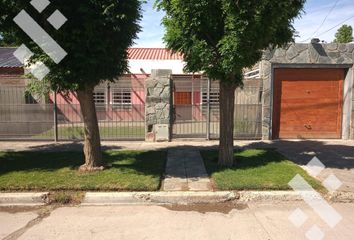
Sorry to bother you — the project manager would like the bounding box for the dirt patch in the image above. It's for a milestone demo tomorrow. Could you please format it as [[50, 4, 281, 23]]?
[[48, 191, 85, 205], [0, 206, 43, 214], [163, 202, 248, 214]]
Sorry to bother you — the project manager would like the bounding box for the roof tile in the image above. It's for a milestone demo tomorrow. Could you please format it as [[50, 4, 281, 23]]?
[[0, 47, 184, 68], [128, 48, 183, 60]]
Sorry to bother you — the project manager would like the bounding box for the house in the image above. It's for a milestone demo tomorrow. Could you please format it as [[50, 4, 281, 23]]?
[[52, 48, 187, 123], [0, 47, 27, 103], [0, 47, 53, 138], [0, 43, 353, 141]]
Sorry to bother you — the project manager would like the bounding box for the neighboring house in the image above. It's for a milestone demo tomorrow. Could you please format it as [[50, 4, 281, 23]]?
[[0, 47, 27, 102], [0, 48, 53, 137]]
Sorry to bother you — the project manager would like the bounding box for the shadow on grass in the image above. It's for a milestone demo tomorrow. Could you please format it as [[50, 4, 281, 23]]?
[[0, 150, 165, 177], [203, 148, 283, 170], [200, 148, 324, 191]]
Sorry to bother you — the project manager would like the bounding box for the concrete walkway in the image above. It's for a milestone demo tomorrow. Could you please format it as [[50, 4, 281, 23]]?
[[163, 148, 213, 191]]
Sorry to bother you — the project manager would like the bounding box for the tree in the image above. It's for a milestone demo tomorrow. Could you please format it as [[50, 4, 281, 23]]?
[[0, 31, 19, 47], [334, 25, 353, 43], [156, 0, 305, 166], [0, 0, 142, 171]]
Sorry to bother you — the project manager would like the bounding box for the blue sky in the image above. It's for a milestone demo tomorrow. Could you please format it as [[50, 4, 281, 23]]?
[[134, 0, 354, 47]]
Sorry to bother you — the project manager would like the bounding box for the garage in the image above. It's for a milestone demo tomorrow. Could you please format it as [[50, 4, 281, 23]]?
[[272, 68, 344, 139]]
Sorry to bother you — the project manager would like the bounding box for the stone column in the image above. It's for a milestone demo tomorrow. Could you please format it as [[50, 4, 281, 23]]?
[[145, 69, 172, 142], [259, 60, 272, 140]]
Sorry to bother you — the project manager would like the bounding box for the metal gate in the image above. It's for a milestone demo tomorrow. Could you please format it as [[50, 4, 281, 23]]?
[[0, 77, 145, 141], [171, 75, 263, 140]]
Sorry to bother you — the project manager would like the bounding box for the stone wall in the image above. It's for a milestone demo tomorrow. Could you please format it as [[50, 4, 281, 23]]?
[[352, 83, 354, 140], [260, 43, 354, 140], [145, 69, 172, 141]]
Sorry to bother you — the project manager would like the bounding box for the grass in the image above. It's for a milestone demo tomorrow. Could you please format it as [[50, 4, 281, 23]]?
[[0, 150, 166, 191], [201, 149, 324, 191], [48, 191, 85, 205], [35, 126, 145, 139]]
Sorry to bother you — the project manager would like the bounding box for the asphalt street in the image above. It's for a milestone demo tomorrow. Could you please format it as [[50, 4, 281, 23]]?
[[1, 202, 354, 240]]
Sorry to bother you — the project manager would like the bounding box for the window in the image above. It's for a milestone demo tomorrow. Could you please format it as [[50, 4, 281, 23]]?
[[111, 88, 132, 108], [202, 90, 219, 105], [93, 89, 106, 106]]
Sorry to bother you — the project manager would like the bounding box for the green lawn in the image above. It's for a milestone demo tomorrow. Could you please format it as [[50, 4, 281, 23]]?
[[35, 126, 145, 139], [201, 149, 324, 191], [0, 150, 166, 191]]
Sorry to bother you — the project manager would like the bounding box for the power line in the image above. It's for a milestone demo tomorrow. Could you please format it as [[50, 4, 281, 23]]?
[[299, 13, 354, 43], [300, 0, 341, 43], [311, 0, 340, 37], [316, 14, 354, 38]]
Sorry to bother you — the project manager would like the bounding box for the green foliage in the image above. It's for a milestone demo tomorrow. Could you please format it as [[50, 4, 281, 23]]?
[[26, 78, 51, 100], [334, 25, 353, 43], [0, 0, 143, 91], [0, 31, 20, 46], [156, 0, 305, 84]]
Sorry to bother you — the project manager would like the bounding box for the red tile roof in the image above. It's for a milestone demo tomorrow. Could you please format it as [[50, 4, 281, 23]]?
[[128, 48, 183, 60]]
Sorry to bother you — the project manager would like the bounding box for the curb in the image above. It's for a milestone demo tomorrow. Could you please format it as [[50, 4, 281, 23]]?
[[1, 191, 354, 206], [0, 192, 48, 206], [82, 191, 238, 205], [238, 191, 305, 202], [238, 191, 354, 203], [327, 191, 354, 203]]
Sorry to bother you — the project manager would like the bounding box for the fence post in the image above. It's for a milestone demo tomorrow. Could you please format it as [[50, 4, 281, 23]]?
[[53, 90, 58, 142], [206, 77, 211, 140]]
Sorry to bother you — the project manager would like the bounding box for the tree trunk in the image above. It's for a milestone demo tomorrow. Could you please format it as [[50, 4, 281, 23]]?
[[77, 86, 104, 171], [218, 81, 237, 166]]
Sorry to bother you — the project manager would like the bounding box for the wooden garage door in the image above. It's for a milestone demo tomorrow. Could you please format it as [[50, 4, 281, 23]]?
[[273, 68, 344, 139]]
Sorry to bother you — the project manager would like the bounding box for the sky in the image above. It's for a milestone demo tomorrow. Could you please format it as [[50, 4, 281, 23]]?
[[134, 0, 354, 47]]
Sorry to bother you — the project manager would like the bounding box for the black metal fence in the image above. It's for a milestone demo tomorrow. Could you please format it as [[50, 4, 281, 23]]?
[[0, 85, 145, 141], [1, 76, 262, 141], [172, 76, 263, 140]]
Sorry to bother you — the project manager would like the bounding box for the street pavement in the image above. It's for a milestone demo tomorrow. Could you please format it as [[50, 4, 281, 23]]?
[[1, 202, 354, 240]]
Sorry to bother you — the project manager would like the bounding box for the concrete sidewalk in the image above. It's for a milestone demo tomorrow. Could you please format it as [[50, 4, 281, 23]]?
[[1, 202, 354, 240], [163, 148, 213, 191], [0, 140, 251, 152]]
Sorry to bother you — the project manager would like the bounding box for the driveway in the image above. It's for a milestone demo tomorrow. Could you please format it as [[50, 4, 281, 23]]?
[[245, 140, 354, 193]]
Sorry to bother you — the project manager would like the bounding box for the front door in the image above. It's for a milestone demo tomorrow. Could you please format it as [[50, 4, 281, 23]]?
[[174, 91, 192, 121]]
